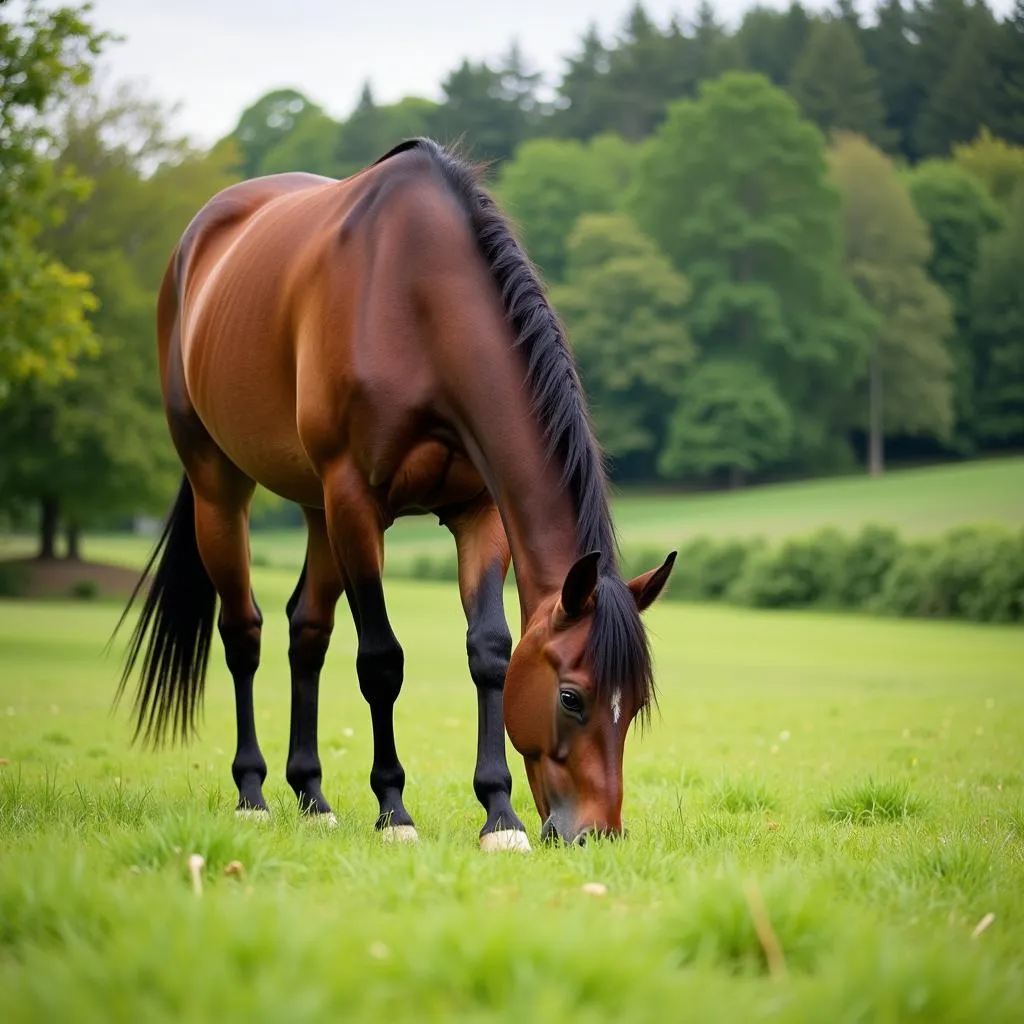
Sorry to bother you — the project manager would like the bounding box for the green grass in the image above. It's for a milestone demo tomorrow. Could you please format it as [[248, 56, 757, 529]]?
[[3, 457, 1022, 573], [2, 565, 1023, 1020]]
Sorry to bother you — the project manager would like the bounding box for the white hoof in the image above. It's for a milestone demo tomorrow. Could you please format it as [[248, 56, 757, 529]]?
[[480, 829, 532, 853], [234, 807, 270, 823], [380, 824, 419, 844], [303, 811, 338, 829]]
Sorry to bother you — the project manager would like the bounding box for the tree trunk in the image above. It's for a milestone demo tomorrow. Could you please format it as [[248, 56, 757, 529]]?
[[868, 348, 884, 478], [38, 496, 59, 560], [65, 522, 81, 561], [728, 465, 746, 490]]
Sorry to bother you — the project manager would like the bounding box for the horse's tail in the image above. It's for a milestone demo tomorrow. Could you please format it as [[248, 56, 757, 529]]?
[[111, 475, 216, 746]]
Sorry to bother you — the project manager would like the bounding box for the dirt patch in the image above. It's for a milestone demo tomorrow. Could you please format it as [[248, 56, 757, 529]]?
[[0, 557, 147, 601]]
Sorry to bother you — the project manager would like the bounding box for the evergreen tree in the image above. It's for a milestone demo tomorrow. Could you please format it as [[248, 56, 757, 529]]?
[[969, 188, 1024, 445], [790, 17, 892, 149]]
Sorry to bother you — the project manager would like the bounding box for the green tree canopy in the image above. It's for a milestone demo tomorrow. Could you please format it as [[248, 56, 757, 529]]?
[[551, 214, 694, 471], [0, 0, 108, 398], [953, 128, 1024, 207], [632, 72, 872, 468], [495, 135, 637, 282], [227, 88, 322, 178], [906, 157, 1004, 445], [657, 359, 795, 485], [0, 86, 239, 556], [829, 133, 955, 473], [260, 110, 340, 177]]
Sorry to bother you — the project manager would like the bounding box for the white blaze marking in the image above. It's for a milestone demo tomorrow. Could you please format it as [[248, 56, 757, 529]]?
[[611, 688, 623, 725]]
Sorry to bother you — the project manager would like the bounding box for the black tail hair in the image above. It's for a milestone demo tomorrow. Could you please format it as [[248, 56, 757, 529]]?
[[111, 475, 216, 746]]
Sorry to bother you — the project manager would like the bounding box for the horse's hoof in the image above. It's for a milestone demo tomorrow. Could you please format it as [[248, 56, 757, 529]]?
[[302, 811, 338, 829], [380, 824, 419, 844], [480, 829, 532, 853], [234, 807, 270, 823]]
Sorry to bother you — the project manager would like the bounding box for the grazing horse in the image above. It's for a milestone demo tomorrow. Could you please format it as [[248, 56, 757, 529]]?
[[114, 138, 676, 850]]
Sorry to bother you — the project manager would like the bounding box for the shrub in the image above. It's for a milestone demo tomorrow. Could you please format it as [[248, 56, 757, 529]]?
[[71, 579, 99, 601], [624, 538, 763, 602], [873, 540, 938, 617], [0, 563, 30, 598], [836, 524, 902, 609], [731, 528, 849, 609]]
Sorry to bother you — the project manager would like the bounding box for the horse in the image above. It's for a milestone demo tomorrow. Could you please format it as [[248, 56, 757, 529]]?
[[113, 138, 676, 850]]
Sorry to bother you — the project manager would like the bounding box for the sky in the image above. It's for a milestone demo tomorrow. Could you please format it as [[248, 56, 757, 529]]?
[[75, 0, 785, 146]]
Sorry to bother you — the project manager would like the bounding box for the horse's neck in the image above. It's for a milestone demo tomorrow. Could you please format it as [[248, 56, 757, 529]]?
[[443, 338, 581, 623]]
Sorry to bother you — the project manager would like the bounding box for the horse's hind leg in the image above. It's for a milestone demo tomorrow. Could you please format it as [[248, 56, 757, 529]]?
[[285, 508, 344, 817], [189, 471, 268, 814]]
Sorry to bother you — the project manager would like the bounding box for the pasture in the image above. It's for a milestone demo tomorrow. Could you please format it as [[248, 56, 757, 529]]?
[[2, 563, 1023, 1021]]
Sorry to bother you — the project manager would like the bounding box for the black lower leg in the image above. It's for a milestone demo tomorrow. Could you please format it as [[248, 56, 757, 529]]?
[[221, 608, 267, 812], [468, 565, 525, 837], [349, 583, 413, 830], [285, 612, 333, 816]]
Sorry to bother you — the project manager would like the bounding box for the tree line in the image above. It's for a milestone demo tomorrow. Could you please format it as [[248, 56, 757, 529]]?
[[2, 0, 1023, 554]]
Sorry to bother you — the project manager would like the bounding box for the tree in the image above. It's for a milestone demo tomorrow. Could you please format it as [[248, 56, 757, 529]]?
[[829, 134, 955, 476], [953, 128, 1024, 207], [968, 188, 1024, 445], [735, 3, 813, 86], [0, 87, 237, 557], [915, 3, 1003, 157], [862, 0, 919, 159], [430, 60, 522, 161], [657, 360, 795, 486], [790, 17, 892, 149], [551, 215, 694, 474], [335, 88, 438, 177], [906, 158, 1004, 447], [260, 110, 340, 177], [632, 72, 873, 470], [495, 135, 636, 281], [989, 0, 1024, 144], [0, 0, 108, 398], [226, 88, 322, 178], [552, 24, 611, 140]]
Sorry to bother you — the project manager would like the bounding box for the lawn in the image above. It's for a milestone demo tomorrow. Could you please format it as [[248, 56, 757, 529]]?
[[1, 569, 1023, 1021]]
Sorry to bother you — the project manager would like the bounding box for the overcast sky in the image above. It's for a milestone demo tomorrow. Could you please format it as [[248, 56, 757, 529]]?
[[75, 0, 789, 145]]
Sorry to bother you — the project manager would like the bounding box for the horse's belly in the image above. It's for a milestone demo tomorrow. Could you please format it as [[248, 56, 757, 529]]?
[[185, 336, 325, 507]]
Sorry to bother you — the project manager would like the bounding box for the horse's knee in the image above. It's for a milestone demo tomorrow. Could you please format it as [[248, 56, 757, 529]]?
[[357, 641, 404, 705], [467, 621, 511, 692]]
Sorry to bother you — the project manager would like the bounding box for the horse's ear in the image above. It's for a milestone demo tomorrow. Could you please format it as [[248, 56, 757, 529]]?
[[627, 551, 677, 612], [558, 550, 601, 621]]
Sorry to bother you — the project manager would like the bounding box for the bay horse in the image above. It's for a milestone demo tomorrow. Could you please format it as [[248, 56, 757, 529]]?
[[114, 138, 676, 850]]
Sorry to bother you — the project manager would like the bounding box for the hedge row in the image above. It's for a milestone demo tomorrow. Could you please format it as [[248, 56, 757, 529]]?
[[400, 524, 1024, 624]]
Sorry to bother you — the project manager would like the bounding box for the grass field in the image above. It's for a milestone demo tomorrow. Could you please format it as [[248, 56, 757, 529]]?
[[3, 457, 1022, 574], [2, 560, 1023, 1020]]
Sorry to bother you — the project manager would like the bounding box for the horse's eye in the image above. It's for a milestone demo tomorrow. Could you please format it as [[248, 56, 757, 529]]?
[[559, 688, 585, 718]]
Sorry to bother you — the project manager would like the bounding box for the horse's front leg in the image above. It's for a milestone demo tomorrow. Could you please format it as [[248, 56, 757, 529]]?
[[323, 461, 417, 842], [446, 498, 531, 852]]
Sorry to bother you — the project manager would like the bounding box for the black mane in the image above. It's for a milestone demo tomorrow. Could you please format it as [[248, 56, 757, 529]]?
[[376, 137, 655, 723]]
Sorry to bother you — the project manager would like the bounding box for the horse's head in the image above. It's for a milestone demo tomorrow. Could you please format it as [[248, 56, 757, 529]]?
[[503, 549, 676, 844]]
